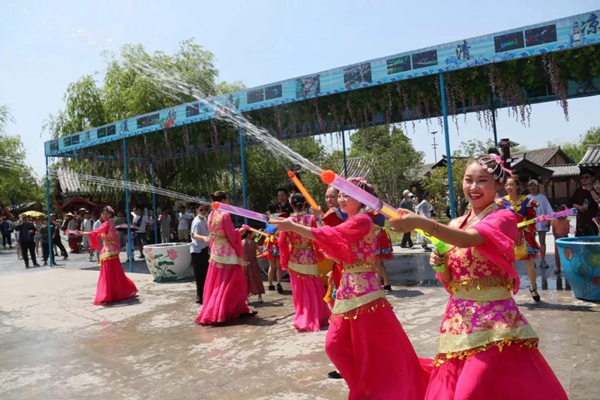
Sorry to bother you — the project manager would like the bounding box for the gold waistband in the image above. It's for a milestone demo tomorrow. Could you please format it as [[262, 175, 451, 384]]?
[[448, 276, 513, 301], [332, 290, 386, 315], [288, 262, 319, 276], [211, 235, 228, 242], [291, 244, 312, 249], [341, 263, 377, 274]]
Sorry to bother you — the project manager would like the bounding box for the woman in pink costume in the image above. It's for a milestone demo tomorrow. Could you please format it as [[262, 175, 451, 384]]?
[[498, 175, 542, 302], [276, 178, 427, 400], [196, 191, 256, 325], [391, 153, 567, 400], [278, 193, 331, 331], [79, 206, 138, 305]]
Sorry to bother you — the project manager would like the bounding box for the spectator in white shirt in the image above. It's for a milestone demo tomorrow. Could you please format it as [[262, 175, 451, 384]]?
[[528, 180, 554, 268], [82, 212, 94, 260], [177, 205, 193, 242], [415, 192, 433, 251], [190, 205, 210, 304], [133, 208, 148, 259], [158, 209, 172, 243]]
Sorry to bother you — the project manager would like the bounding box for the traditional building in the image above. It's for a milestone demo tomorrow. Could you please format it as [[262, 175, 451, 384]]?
[[511, 146, 579, 206]]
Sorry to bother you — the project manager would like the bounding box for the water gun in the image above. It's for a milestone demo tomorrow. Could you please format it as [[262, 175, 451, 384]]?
[[242, 224, 270, 237], [212, 202, 277, 224], [320, 170, 450, 272], [287, 171, 321, 212], [517, 207, 577, 228]]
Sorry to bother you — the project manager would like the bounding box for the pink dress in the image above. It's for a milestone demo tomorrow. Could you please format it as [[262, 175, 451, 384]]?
[[88, 219, 138, 305], [424, 205, 568, 399], [278, 213, 331, 331], [195, 210, 252, 325], [312, 213, 427, 400]]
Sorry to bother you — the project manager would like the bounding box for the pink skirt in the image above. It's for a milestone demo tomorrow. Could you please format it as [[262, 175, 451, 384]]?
[[424, 345, 568, 399], [289, 271, 331, 331], [94, 256, 138, 305], [195, 260, 251, 325], [325, 300, 428, 400]]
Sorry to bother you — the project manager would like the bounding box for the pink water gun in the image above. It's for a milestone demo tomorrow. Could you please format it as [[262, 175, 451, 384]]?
[[517, 207, 577, 228]]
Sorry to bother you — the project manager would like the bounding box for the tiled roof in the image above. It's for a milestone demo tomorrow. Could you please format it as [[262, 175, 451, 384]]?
[[333, 157, 372, 178], [548, 164, 581, 178], [511, 146, 571, 166], [579, 145, 600, 167], [419, 163, 436, 177]]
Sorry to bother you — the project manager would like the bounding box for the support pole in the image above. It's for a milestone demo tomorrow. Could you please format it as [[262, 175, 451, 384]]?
[[491, 101, 498, 146], [123, 139, 133, 272], [230, 138, 238, 225], [45, 156, 53, 268], [239, 127, 248, 225], [151, 163, 158, 245], [439, 73, 456, 219], [341, 130, 348, 178]]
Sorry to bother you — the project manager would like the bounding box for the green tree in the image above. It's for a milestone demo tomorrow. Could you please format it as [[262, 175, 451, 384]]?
[[0, 108, 43, 211], [348, 126, 423, 206], [242, 137, 327, 212], [424, 138, 498, 217], [547, 127, 600, 162], [44, 38, 245, 198]]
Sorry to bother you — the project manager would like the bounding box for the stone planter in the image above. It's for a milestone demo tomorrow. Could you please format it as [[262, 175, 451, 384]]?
[[556, 236, 600, 301], [143, 243, 191, 282]]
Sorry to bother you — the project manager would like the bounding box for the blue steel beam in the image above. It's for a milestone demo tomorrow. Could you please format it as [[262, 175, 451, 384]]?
[[44, 10, 600, 157]]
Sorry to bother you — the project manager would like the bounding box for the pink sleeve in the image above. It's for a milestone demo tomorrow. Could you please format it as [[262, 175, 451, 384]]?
[[278, 231, 290, 270], [223, 212, 244, 258], [88, 221, 109, 251], [311, 214, 372, 265], [471, 209, 520, 293]]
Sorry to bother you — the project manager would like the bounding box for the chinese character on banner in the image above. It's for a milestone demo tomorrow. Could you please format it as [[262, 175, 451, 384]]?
[[582, 13, 598, 36]]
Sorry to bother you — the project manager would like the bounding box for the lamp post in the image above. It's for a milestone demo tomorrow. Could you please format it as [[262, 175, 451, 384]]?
[[430, 131, 438, 162]]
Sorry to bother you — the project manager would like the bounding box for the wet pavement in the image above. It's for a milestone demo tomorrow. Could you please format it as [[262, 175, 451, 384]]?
[[0, 233, 599, 399]]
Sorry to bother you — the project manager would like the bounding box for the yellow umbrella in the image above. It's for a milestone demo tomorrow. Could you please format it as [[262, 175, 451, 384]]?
[[22, 211, 46, 218]]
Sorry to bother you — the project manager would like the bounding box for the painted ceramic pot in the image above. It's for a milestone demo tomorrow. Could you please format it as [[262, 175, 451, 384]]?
[[556, 236, 600, 301], [143, 243, 192, 282]]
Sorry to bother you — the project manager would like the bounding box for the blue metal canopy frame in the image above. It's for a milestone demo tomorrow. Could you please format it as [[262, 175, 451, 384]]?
[[43, 10, 600, 267]]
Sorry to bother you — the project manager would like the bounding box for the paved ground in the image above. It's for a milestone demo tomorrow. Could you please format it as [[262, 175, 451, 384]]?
[[0, 233, 598, 399]]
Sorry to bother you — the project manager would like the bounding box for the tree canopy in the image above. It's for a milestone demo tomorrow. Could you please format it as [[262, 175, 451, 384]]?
[[548, 127, 600, 162], [347, 126, 423, 207], [0, 106, 43, 211], [44, 39, 248, 197]]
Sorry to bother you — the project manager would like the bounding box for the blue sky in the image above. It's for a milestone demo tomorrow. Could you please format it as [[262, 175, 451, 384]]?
[[1, 0, 599, 177]]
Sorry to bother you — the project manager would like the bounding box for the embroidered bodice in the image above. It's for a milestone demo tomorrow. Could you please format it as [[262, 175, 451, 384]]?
[[312, 213, 387, 318], [208, 210, 243, 266], [497, 195, 538, 233], [434, 207, 538, 365], [278, 213, 319, 276], [88, 220, 120, 262]]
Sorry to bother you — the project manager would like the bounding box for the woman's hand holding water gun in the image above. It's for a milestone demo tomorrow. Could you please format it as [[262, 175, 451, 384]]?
[[429, 249, 446, 269]]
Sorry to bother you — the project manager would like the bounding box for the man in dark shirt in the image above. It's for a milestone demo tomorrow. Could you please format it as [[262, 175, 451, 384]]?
[[276, 188, 293, 215], [16, 214, 40, 268], [570, 169, 599, 236]]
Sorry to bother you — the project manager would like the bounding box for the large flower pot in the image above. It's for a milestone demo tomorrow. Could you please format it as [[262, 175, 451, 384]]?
[[143, 243, 191, 282], [556, 236, 600, 301]]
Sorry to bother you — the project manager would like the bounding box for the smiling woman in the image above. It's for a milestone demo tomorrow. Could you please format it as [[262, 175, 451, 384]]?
[[389, 151, 568, 399]]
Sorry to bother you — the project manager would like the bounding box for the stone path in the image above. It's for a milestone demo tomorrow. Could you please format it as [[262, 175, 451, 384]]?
[[0, 233, 598, 399]]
